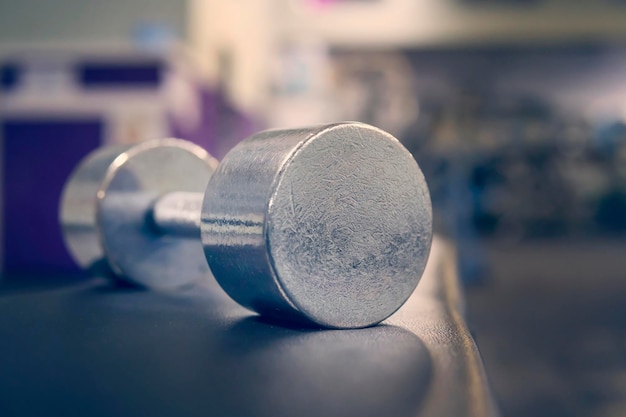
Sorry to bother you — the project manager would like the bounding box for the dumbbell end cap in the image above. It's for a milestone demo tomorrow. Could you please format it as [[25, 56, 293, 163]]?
[[202, 122, 432, 329]]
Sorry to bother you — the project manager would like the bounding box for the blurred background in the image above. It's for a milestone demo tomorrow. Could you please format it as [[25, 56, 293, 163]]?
[[1, 0, 626, 416]]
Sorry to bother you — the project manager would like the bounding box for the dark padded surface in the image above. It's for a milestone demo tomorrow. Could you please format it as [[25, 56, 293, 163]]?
[[0, 239, 496, 417]]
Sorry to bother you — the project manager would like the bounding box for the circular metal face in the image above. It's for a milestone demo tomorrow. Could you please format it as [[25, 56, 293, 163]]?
[[97, 139, 218, 289], [60, 144, 134, 269], [202, 122, 432, 328], [268, 124, 432, 328]]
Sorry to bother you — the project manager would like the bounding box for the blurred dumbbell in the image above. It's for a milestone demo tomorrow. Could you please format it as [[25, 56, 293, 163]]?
[[61, 139, 219, 290], [61, 122, 432, 328]]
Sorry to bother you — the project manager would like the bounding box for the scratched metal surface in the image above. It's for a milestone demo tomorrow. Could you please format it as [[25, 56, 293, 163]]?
[[202, 122, 432, 328], [0, 237, 496, 417]]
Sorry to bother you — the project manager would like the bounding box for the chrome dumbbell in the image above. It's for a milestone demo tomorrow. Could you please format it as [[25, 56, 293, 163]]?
[[61, 139, 219, 290], [61, 122, 433, 329]]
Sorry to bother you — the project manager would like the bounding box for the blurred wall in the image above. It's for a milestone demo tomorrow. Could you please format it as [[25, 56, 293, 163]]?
[[0, 0, 186, 44], [187, 0, 626, 127], [189, 0, 274, 115], [277, 0, 626, 47]]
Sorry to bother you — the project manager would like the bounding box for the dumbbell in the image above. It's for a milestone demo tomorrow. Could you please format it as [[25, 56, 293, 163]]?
[[61, 139, 218, 290], [61, 122, 433, 329]]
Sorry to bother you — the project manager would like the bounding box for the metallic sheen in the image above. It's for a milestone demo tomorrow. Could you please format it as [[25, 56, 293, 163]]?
[[60, 144, 133, 269], [152, 192, 205, 237], [61, 139, 218, 289], [201, 122, 433, 328]]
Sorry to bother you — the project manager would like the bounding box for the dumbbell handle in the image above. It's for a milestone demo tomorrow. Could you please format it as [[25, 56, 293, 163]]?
[[151, 191, 205, 237]]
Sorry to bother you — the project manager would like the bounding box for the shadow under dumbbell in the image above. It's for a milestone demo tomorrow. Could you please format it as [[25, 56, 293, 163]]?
[[206, 317, 433, 417], [86, 259, 144, 292], [0, 238, 500, 417], [0, 277, 433, 417], [87, 257, 222, 295]]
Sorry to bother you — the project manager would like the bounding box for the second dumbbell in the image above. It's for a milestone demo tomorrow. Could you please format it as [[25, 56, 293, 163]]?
[[60, 139, 219, 289]]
